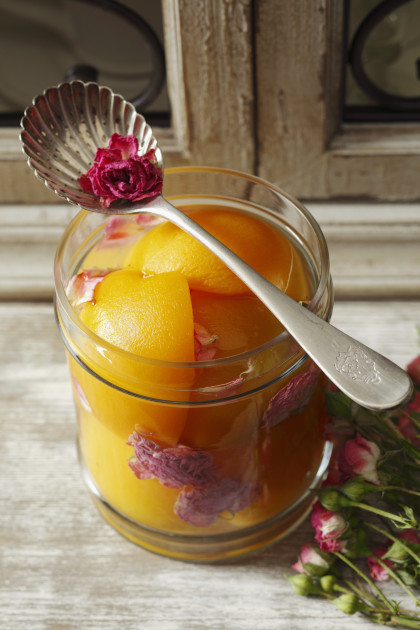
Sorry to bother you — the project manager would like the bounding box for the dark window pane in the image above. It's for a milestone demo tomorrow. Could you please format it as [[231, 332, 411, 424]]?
[[0, 0, 169, 126], [344, 0, 420, 122]]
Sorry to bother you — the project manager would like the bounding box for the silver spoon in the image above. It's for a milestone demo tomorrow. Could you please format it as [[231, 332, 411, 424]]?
[[20, 81, 413, 411]]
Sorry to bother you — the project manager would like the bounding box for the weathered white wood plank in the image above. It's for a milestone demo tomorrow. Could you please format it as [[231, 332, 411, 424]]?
[[1, 301, 419, 629], [255, 0, 420, 201], [1, 203, 419, 300]]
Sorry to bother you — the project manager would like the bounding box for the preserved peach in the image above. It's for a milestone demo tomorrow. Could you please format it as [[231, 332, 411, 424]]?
[[126, 208, 309, 300]]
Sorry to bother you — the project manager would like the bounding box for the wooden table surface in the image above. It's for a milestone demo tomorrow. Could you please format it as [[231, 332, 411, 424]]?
[[1, 300, 419, 630]]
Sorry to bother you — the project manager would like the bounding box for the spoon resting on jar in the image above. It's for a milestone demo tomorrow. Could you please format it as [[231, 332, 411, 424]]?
[[20, 81, 413, 411]]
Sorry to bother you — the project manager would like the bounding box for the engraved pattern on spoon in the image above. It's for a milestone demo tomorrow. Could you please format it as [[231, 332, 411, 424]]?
[[334, 346, 381, 385]]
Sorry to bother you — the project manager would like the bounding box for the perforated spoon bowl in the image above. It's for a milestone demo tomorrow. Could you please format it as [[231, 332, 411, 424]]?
[[20, 81, 413, 411]]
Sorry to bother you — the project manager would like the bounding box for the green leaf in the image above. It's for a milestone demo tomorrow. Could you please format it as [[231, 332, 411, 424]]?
[[383, 541, 411, 563], [400, 440, 420, 460], [395, 568, 420, 588], [384, 541, 420, 563], [324, 390, 353, 419]]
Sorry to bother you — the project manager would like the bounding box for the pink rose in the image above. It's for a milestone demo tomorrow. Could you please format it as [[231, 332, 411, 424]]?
[[322, 467, 344, 487], [323, 416, 355, 461], [398, 416, 420, 446], [338, 433, 381, 485], [292, 542, 331, 575], [79, 134, 162, 208], [398, 528, 420, 544], [407, 354, 420, 385], [311, 501, 348, 552], [397, 392, 420, 446], [367, 546, 395, 582]]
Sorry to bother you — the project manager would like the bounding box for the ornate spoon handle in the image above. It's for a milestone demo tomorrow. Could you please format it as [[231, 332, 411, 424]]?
[[142, 195, 413, 412]]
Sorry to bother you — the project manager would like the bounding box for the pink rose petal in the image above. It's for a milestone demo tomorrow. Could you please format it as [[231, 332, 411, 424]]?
[[398, 528, 420, 544], [407, 354, 420, 385], [261, 364, 320, 429], [98, 214, 160, 250], [311, 501, 348, 552], [197, 376, 245, 396], [338, 433, 381, 485], [397, 392, 420, 446], [108, 133, 138, 159], [72, 377, 92, 413], [367, 546, 394, 582], [127, 432, 217, 489], [194, 323, 218, 361], [174, 477, 260, 527], [65, 269, 110, 307]]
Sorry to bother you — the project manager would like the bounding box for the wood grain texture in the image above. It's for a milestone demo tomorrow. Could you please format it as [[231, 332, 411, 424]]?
[[1, 301, 419, 629], [1, 202, 419, 300], [174, 0, 255, 171], [255, 0, 420, 201], [255, 0, 329, 193]]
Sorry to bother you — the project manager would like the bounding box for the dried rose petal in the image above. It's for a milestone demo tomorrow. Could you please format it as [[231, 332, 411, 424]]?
[[174, 477, 260, 527], [127, 432, 217, 488], [367, 546, 394, 582], [198, 376, 245, 396], [194, 323, 218, 361], [104, 215, 130, 238], [65, 269, 110, 307], [261, 365, 320, 429], [98, 215, 160, 250], [108, 133, 139, 159], [79, 134, 163, 208], [72, 377, 92, 413], [134, 214, 161, 227]]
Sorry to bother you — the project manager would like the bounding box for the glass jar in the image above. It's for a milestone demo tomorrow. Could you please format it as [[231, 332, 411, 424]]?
[[54, 167, 333, 562]]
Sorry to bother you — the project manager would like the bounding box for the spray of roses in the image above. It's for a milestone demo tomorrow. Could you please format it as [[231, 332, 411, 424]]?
[[288, 348, 420, 628]]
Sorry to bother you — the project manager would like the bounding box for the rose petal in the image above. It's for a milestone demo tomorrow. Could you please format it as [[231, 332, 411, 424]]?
[[174, 477, 260, 527], [127, 432, 218, 489], [197, 376, 245, 396], [108, 133, 139, 159], [399, 529, 420, 544], [78, 137, 162, 208], [65, 269, 110, 307], [367, 546, 394, 582], [72, 377, 92, 413], [194, 323, 218, 361], [261, 365, 320, 429], [407, 355, 420, 385], [338, 433, 381, 485], [311, 501, 348, 542]]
